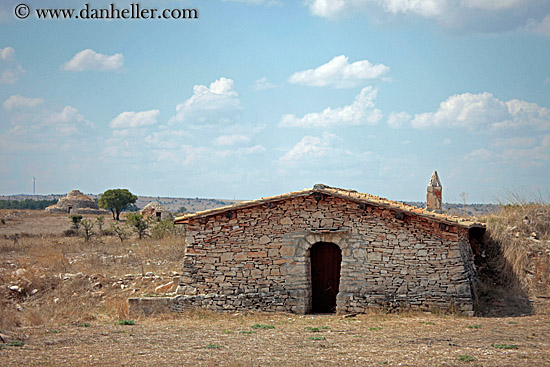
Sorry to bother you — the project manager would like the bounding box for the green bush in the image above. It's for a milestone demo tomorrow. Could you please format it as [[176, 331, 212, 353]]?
[[251, 323, 274, 330], [126, 213, 149, 240], [8, 340, 25, 347], [80, 219, 94, 242], [151, 218, 176, 239], [458, 355, 476, 362], [70, 215, 83, 229], [116, 319, 136, 325]]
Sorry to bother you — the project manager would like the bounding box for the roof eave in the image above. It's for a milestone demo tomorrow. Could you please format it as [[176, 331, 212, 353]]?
[[173, 187, 484, 229]]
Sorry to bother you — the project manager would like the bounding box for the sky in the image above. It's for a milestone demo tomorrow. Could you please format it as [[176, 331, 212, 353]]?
[[1, 0, 549, 203]]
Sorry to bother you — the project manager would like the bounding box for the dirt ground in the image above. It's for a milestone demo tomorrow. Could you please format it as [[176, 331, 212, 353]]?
[[2, 312, 549, 366], [0, 209, 119, 236], [1, 210, 550, 366]]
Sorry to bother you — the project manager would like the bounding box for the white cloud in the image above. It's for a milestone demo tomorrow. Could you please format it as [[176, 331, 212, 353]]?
[[280, 86, 382, 128], [306, 0, 352, 18], [44, 106, 86, 124], [438, 138, 452, 146], [222, 0, 281, 5], [387, 111, 411, 128], [306, 0, 447, 19], [278, 131, 381, 179], [109, 110, 160, 129], [464, 148, 495, 160], [535, 15, 550, 36], [3, 95, 43, 111], [102, 124, 192, 163], [0, 46, 24, 84], [1, 68, 22, 84], [171, 77, 242, 125], [501, 135, 550, 166], [383, 0, 446, 17], [410, 92, 550, 131], [241, 145, 266, 154], [493, 136, 537, 148], [499, 99, 550, 129], [252, 77, 276, 91], [288, 55, 389, 88], [461, 0, 525, 10], [144, 129, 189, 149], [0, 103, 93, 153], [1, 46, 14, 60], [280, 132, 339, 164], [306, 0, 550, 35], [524, 15, 550, 37], [43, 106, 92, 135], [61, 49, 124, 72], [215, 134, 251, 146], [154, 145, 210, 166]]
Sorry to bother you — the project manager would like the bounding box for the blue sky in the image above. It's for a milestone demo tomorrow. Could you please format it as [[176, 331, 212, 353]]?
[[1, 0, 549, 203]]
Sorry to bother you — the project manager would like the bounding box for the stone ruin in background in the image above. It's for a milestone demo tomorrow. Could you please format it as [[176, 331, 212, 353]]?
[[45, 190, 109, 215]]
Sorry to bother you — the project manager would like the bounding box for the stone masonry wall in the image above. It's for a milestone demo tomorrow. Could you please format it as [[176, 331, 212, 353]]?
[[176, 194, 477, 314]]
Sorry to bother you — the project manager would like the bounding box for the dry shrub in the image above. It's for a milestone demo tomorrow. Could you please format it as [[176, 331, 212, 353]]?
[[105, 296, 129, 319], [25, 310, 45, 326], [483, 203, 550, 297], [0, 302, 20, 330], [0, 212, 187, 328], [0, 234, 35, 254]]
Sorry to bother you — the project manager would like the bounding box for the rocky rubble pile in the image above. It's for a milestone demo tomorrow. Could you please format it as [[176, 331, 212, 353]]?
[[2, 266, 181, 326]]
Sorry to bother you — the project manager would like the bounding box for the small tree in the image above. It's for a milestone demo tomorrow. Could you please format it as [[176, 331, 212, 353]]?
[[110, 223, 128, 243], [70, 215, 83, 230], [96, 215, 105, 233], [124, 203, 140, 212], [151, 218, 176, 239], [98, 189, 138, 221], [80, 219, 94, 242], [126, 213, 149, 240]]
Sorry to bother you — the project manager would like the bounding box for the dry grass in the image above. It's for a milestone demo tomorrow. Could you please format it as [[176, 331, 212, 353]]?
[[481, 204, 550, 299], [1, 210, 186, 331], [2, 209, 550, 366], [1, 311, 550, 366]]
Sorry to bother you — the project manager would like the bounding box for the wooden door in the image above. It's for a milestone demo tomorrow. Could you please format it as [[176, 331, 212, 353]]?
[[310, 242, 342, 313]]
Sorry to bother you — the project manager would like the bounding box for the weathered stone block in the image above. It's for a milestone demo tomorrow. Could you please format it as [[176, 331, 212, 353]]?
[[280, 246, 295, 257]]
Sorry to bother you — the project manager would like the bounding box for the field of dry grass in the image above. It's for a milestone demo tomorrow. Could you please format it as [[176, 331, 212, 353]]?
[[1, 208, 549, 366], [475, 203, 550, 316], [2, 310, 550, 366]]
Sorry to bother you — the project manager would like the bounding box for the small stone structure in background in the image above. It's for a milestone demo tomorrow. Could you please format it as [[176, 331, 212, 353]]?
[[140, 201, 173, 220], [45, 190, 108, 215], [426, 170, 443, 213]]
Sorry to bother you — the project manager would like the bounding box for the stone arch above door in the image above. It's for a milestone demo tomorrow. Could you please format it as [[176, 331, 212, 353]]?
[[280, 229, 350, 314]]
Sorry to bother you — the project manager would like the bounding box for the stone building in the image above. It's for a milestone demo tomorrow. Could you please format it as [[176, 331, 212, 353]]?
[[141, 201, 172, 220], [173, 184, 484, 315], [45, 190, 108, 215]]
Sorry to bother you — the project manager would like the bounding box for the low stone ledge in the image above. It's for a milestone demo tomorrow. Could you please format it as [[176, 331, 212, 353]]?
[[128, 297, 178, 317]]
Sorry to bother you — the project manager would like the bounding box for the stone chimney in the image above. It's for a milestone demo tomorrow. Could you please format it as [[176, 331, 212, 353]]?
[[426, 170, 442, 213]]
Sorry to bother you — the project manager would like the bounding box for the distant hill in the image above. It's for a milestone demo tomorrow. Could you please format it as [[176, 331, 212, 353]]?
[[0, 194, 240, 214], [405, 201, 501, 217], [1, 194, 501, 217]]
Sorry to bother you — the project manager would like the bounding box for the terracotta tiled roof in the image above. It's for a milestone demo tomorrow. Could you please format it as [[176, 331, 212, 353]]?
[[174, 184, 484, 229]]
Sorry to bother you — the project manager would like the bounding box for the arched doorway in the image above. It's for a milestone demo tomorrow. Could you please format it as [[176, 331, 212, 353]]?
[[310, 242, 342, 313]]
